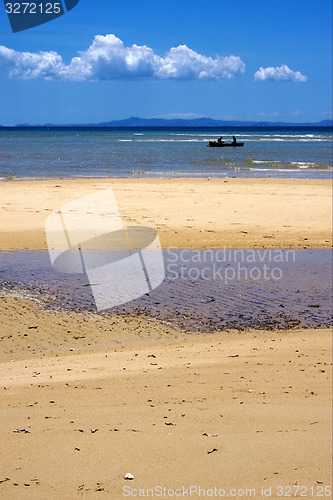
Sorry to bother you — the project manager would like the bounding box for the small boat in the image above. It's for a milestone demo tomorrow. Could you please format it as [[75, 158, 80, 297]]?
[[207, 141, 244, 147]]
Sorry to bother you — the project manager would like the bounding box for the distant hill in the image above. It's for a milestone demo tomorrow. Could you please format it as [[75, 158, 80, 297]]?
[[95, 117, 333, 128], [2, 117, 332, 128]]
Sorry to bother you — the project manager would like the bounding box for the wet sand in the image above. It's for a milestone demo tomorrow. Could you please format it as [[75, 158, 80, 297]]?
[[1, 177, 332, 250], [1, 250, 332, 331], [0, 296, 332, 499]]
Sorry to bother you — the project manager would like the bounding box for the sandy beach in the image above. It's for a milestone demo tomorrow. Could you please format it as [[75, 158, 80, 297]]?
[[0, 177, 332, 498], [0, 296, 332, 499], [0, 177, 332, 250]]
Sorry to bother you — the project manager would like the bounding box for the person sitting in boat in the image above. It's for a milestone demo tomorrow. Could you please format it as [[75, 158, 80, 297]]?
[[232, 135, 237, 144], [217, 136, 224, 144]]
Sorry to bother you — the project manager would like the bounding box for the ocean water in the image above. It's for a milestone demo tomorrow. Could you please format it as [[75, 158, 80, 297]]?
[[0, 126, 332, 179]]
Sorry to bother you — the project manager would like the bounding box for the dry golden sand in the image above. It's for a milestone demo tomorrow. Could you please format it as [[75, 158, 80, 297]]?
[[0, 177, 332, 250], [0, 297, 332, 499]]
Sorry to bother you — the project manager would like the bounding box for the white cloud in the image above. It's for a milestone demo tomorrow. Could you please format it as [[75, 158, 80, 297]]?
[[0, 46, 66, 80], [0, 34, 245, 81], [254, 64, 307, 82]]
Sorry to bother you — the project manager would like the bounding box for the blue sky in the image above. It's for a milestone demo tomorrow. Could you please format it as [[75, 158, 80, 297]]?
[[0, 0, 332, 125]]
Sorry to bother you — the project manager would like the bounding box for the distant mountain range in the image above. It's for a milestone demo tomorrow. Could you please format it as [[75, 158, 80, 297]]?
[[5, 117, 333, 128]]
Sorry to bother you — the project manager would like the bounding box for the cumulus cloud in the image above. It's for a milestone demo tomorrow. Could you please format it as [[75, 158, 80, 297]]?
[[0, 34, 245, 81], [254, 64, 307, 82]]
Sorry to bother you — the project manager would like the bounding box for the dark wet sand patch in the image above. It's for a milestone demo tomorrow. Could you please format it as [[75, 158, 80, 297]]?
[[0, 250, 331, 331]]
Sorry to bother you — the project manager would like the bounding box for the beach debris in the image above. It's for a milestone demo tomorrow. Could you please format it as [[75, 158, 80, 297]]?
[[0, 478, 10, 484], [207, 448, 218, 454], [202, 433, 218, 437], [165, 422, 174, 426], [28, 326, 38, 329], [90, 429, 98, 433], [13, 429, 30, 434], [124, 473, 134, 480], [96, 482, 104, 491], [75, 448, 80, 451], [228, 354, 239, 358]]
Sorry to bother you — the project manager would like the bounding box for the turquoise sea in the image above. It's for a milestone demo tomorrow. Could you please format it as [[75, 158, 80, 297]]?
[[0, 126, 332, 179]]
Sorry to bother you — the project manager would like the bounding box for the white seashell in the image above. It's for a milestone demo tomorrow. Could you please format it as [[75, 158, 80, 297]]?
[[124, 473, 134, 480]]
